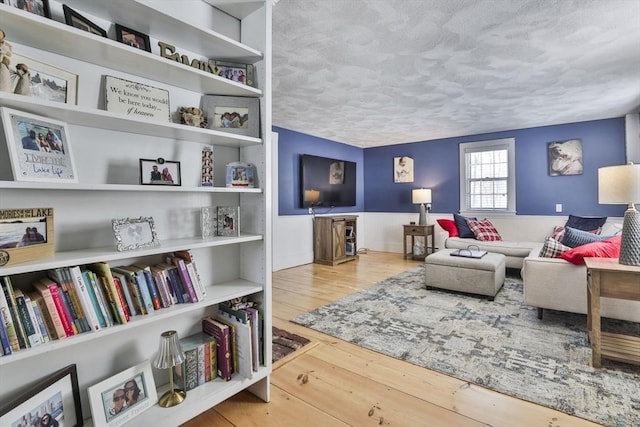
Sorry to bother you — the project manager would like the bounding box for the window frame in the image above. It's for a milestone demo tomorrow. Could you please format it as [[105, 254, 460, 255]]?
[[459, 137, 516, 216]]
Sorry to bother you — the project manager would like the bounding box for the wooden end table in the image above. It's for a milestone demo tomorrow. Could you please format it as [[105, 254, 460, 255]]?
[[585, 257, 640, 368], [403, 224, 434, 260]]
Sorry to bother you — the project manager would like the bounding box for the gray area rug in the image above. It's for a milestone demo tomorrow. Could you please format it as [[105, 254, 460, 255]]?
[[292, 266, 639, 427]]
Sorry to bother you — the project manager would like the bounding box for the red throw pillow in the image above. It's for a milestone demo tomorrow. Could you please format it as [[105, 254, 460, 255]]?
[[559, 236, 622, 265], [437, 219, 459, 237], [467, 218, 502, 241]]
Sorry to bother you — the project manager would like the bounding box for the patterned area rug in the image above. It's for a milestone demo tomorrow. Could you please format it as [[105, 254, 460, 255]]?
[[272, 326, 311, 363], [292, 266, 640, 427]]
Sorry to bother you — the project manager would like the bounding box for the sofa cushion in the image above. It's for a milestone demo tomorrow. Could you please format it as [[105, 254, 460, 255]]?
[[559, 236, 621, 265], [437, 219, 459, 237], [565, 214, 607, 232], [454, 213, 477, 238], [562, 226, 611, 248], [539, 237, 571, 258], [467, 218, 502, 241], [550, 225, 566, 241]]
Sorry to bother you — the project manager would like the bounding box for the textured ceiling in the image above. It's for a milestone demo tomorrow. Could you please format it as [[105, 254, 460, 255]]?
[[272, 0, 640, 148]]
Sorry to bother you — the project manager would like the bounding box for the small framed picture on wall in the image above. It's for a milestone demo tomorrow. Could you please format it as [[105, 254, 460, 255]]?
[[394, 156, 414, 183]]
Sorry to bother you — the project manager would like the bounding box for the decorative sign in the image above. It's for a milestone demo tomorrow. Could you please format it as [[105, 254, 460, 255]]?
[[104, 76, 170, 122], [0, 208, 54, 266], [158, 41, 216, 74]]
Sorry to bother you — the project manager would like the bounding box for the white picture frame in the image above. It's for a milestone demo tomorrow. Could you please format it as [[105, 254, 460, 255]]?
[[217, 206, 240, 237], [0, 107, 78, 183], [112, 216, 160, 251], [10, 52, 78, 105], [201, 95, 259, 138], [88, 360, 157, 427]]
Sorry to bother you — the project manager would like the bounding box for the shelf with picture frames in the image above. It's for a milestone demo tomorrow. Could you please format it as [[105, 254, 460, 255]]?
[[0, 180, 263, 193]]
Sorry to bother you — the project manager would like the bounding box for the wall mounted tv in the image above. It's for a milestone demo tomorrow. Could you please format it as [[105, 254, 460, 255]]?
[[300, 154, 357, 208]]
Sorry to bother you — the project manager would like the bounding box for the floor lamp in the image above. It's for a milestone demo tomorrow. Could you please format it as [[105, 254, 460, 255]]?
[[412, 188, 432, 226], [598, 163, 640, 266]]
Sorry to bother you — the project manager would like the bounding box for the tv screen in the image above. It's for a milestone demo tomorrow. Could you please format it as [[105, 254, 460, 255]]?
[[300, 154, 356, 208]]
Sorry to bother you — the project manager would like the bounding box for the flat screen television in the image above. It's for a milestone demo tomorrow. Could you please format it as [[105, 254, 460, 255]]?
[[300, 154, 356, 208]]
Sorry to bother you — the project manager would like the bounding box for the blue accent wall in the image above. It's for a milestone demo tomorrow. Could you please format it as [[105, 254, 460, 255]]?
[[276, 127, 364, 215], [276, 118, 628, 217]]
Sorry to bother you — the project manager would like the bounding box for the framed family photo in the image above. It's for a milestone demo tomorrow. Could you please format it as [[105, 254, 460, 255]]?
[[139, 158, 181, 186], [201, 95, 259, 138], [0, 207, 54, 267], [112, 216, 160, 252], [88, 361, 157, 427], [0, 364, 82, 427], [0, 107, 78, 183], [115, 24, 151, 53], [62, 4, 107, 37], [217, 206, 239, 237], [2, 0, 51, 18], [393, 156, 414, 183], [210, 60, 256, 87], [10, 52, 78, 104]]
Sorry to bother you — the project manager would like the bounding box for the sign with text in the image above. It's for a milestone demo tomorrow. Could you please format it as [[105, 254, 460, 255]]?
[[104, 76, 170, 122]]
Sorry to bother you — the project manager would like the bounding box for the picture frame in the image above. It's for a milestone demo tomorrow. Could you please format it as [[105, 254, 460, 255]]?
[[2, 0, 51, 19], [201, 206, 216, 238], [201, 147, 213, 187], [0, 207, 54, 267], [0, 107, 78, 183], [217, 206, 240, 237], [88, 360, 157, 427], [62, 4, 107, 37], [548, 139, 583, 176], [114, 24, 151, 53], [112, 216, 160, 252], [394, 156, 414, 183], [139, 157, 181, 186], [201, 95, 260, 138], [9, 52, 78, 104], [209, 60, 256, 87], [225, 161, 254, 188], [104, 76, 171, 122], [0, 364, 82, 427]]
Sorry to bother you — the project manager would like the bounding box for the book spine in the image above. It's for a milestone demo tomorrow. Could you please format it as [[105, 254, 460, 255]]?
[[202, 318, 231, 381], [151, 269, 171, 308], [2, 276, 28, 350], [111, 270, 137, 317], [88, 271, 113, 327], [174, 258, 198, 303], [0, 312, 11, 355], [90, 263, 128, 324], [112, 269, 145, 315], [29, 298, 50, 343], [197, 343, 205, 385], [175, 250, 206, 297], [134, 270, 154, 314], [69, 266, 101, 331], [47, 284, 74, 337], [185, 262, 206, 301], [53, 287, 77, 336], [112, 277, 131, 322], [61, 268, 90, 333], [95, 274, 118, 325], [209, 340, 217, 380], [15, 291, 41, 347], [81, 271, 107, 328], [34, 282, 66, 339], [204, 340, 211, 382], [0, 279, 20, 351], [166, 266, 188, 303], [183, 347, 199, 390], [141, 269, 161, 310]]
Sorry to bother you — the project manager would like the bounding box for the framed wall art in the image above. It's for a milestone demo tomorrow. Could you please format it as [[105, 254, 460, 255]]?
[[0, 364, 82, 427], [88, 360, 157, 427], [201, 95, 259, 138], [210, 60, 255, 87], [104, 76, 170, 122], [112, 216, 160, 251], [139, 158, 181, 186], [9, 52, 78, 104], [0, 207, 54, 267], [548, 139, 583, 176], [0, 107, 78, 183], [2, 0, 51, 18], [217, 206, 239, 237], [394, 156, 414, 183], [114, 24, 151, 53], [62, 4, 107, 37]]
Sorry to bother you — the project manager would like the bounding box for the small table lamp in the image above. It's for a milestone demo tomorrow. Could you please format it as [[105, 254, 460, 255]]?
[[598, 162, 640, 266], [153, 330, 186, 407], [412, 188, 432, 226]]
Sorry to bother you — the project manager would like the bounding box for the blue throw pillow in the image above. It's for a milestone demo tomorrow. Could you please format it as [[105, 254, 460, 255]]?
[[453, 213, 477, 238], [565, 215, 607, 232], [562, 226, 610, 248]]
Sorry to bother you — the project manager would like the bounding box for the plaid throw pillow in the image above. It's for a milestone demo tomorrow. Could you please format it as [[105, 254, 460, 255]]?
[[539, 237, 571, 257], [550, 225, 565, 241], [467, 219, 502, 241]]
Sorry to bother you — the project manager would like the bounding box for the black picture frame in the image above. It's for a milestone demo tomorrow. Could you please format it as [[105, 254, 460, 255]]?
[[139, 157, 182, 186], [62, 4, 107, 37], [114, 24, 151, 53], [2, 0, 51, 19], [0, 364, 83, 426]]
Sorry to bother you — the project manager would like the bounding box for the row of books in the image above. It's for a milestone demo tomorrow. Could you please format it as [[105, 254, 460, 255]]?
[[175, 299, 263, 391], [0, 250, 206, 357]]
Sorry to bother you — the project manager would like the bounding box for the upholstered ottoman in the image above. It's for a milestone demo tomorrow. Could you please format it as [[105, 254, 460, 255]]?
[[424, 249, 506, 300]]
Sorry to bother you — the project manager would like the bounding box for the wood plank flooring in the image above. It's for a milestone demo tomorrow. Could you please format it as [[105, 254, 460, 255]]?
[[183, 251, 602, 427]]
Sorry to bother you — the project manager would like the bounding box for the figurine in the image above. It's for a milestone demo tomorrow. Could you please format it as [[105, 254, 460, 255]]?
[[14, 63, 31, 96], [0, 29, 13, 93], [179, 106, 208, 128]]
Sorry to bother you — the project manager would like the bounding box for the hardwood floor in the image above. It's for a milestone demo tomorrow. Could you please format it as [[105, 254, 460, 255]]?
[[183, 251, 602, 427]]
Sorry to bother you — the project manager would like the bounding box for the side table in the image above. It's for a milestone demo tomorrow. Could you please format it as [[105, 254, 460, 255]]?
[[403, 224, 434, 260], [585, 257, 640, 368]]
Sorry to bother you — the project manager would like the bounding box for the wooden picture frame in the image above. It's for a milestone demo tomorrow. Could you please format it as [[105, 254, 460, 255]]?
[[10, 52, 78, 104], [210, 60, 256, 87], [0, 107, 78, 183], [112, 216, 160, 252], [0, 364, 82, 427], [201, 95, 260, 138], [0, 207, 54, 267], [114, 24, 151, 53], [139, 157, 181, 186], [88, 360, 157, 427], [62, 4, 107, 37], [2, 0, 51, 19]]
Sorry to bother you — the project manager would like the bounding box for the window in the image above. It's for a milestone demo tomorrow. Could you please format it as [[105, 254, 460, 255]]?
[[459, 138, 516, 215]]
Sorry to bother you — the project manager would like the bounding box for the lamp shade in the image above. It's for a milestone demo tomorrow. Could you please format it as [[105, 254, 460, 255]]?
[[598, 163, 640, 204], [412, 188, 432, 204], [304, 189, 320, 203], [153, 330, 185, 369]]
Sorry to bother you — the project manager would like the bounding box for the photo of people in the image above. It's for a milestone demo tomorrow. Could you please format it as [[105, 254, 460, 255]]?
[[101, 375, 147, 423], [7, 0, 49, 17], [115, 25, 151, 52], [17, 120, 65, 153], [213, 107, 249, 129], [0, 217, 48, 249], [394, 156, 414, 183], [9, 391, 63, 427], [139, 159, 181, 186], [201, 148, 213, 186]]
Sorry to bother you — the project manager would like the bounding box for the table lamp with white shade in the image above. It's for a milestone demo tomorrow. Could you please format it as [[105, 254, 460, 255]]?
[[598, 162, 640, 266], [412, 188, 432, 226]]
